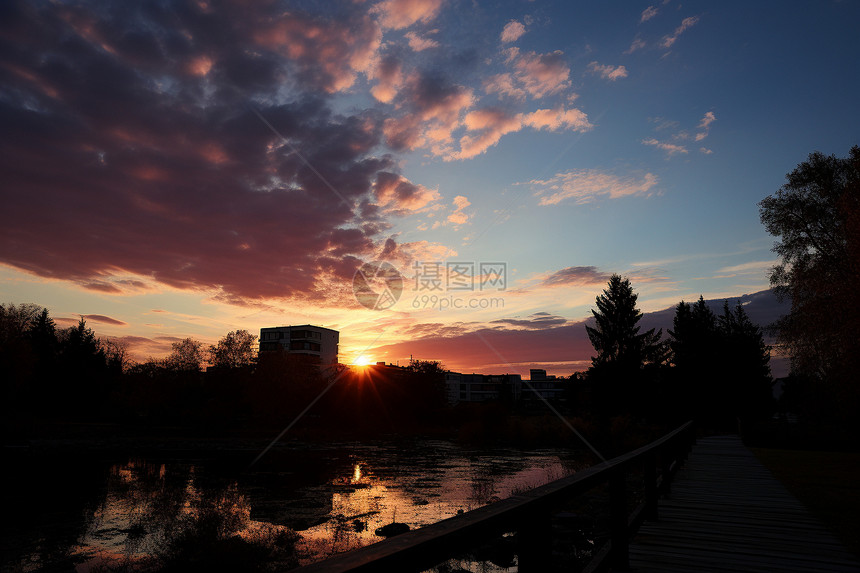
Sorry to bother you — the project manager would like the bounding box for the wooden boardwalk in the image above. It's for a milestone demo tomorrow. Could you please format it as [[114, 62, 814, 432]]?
[[626, 435, 859, 572]]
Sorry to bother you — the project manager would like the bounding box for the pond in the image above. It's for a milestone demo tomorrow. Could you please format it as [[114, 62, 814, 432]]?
[[2, 437, 590, 572]]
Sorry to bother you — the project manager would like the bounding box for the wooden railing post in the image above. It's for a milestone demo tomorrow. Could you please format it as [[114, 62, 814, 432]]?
[[518, 509, 553, 572], [644, 452, 658, 521], [609, 470, 629, 570]]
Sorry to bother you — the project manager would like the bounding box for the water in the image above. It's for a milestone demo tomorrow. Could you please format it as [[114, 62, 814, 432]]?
[[2, 438, 587, 572]]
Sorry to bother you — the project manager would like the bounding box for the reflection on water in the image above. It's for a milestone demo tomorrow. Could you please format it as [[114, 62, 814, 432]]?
[[3, 439, 583, 571]]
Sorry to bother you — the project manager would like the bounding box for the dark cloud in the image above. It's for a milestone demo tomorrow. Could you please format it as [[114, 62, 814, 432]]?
[[0, 0, 411, 304], [83, 314, 128, 326], [491, 312, 569, 329], [542, 266, 612, 287]]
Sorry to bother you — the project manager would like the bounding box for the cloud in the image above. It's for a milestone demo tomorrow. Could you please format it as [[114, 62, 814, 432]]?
[[82, 314, 129, 326], [483, 73, 527, 101], [456, 108, 523, 159], [491, 312, 569, 329], [447, 106, 592, 160], [252, 8, 382, 92], [500, 20, 526, 43], [716, 260, 778, 276], [695, 111, 716, 141], [587, 62, 628, 81], [640, 6, 659, 23], [529, 170, 659, 205], [522, 107, 592, 132], [0, 1, 438, 305], [700, 147, 713, 155], [109, 335, 184, 361], [662, 16, 699, 48], [404, 30, 440, 51], [642, 138, 689, 156], [485, 48, 574, 101], [542, 266, 613, 287], [508, 48, 572, 98], [383, 71, 475, 152], [625, 38, 646, 54], [370, 55, 404, 103], [447, 195, 472, 225], [372, 0, 444, 30], [373, 321, 596, 376], [374, 172, 441, 211]]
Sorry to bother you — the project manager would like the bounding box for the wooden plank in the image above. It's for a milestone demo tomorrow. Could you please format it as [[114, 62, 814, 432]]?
[[626, 435, 860, 573]]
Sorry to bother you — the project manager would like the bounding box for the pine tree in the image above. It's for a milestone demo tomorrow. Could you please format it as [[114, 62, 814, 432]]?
[[586, 274, 661, 370], [718, 302, 773, 422]]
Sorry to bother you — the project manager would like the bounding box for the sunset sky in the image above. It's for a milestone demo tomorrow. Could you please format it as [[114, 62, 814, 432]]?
[[1, 0, 858, 376]]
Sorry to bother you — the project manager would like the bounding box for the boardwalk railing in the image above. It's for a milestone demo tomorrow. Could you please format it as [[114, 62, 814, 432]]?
[[295, 420, 696, 573]]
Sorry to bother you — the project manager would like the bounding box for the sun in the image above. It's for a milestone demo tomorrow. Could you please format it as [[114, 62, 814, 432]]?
[[353, 355, 373, 367]]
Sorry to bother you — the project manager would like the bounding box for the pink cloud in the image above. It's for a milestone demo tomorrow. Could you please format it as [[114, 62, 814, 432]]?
[[370, 56, 404, 103], [253, 11, 382, 93], [373, 322, 596, 377], [640, 6, 658, 23], [447, 195, 472, 225], [374, 172, 440, 211], [661, 16, 699, 48], [455, 108, 523, 159], [529, 170, 659, 205], [695, 111, 716, 141], [483, 73, 527, 101], [511, 49, 571, 98], [500, 20, 526, 43], [625, 38, 647, 54], [542, 266, 613, 287], [587, 61, 628, 81], [642, 138, 689, 156], [522, 107, 592, 132], [382, 72, 474, 153], [80, 314, 128, 326], [372, 0, 444, 30], [404, 30, 440, 51]]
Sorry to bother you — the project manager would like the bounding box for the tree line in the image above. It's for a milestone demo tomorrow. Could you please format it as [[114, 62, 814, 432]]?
[[0, 305, 446, 434], [580, 145, 858, 441], [581, 274, 772, 431]]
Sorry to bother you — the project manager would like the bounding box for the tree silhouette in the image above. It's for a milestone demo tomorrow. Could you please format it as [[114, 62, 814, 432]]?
[[166, 338, 205, 372], [208, 330, 258, 370], [586, 274, 661, 370], [669, 296, 716, 371], [759, 145, 859, 424], [717, 301, 772, 423]]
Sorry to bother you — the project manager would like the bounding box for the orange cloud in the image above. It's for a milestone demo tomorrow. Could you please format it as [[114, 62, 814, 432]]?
[[447, 195, 471, 225]]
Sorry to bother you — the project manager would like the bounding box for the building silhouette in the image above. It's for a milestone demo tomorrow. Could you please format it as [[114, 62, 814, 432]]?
[[259, 325, 339, 366]]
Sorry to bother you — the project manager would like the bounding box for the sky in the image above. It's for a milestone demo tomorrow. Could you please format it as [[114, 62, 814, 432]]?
[[1, 0, 858, 376]]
